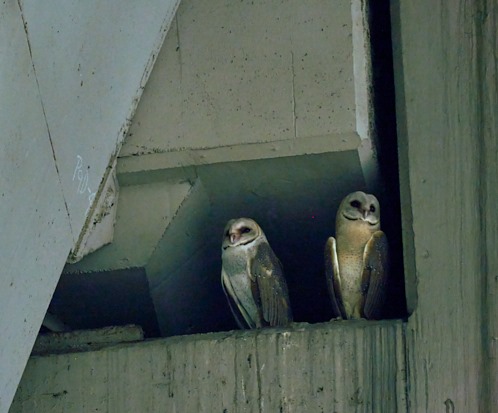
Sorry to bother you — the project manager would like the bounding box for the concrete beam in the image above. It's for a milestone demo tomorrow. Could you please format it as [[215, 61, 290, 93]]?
[[119, 0, 377, 186], [11, 321, 407, 412], [32, 325, 144, 356], [65, 179, 193, 273]]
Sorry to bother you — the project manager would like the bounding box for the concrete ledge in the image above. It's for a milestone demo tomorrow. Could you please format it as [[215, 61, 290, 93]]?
[[13, 320, 407, 412], [117, 132, 362, 177], [32, 325, 144, 356]]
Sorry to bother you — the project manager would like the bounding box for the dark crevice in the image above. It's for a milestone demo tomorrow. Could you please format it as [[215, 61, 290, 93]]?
[[368, 0, 408, 319]]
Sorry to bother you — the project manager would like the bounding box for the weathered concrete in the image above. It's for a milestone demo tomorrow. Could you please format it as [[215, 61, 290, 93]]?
[[11, 321, 407, 413], [119, 0, 376, 183], [19, 0, 182, 240], [65, 179, 193, 273], [33, 325, 144, 356], [1, 1, 180, 411], [67, 160, 119, 263], [0, 4, 73, 411], [391, 0, 497, 411]]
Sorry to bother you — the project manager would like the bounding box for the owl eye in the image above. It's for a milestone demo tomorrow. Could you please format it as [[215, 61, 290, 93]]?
[[241, 227, 251, 234], [350, 200, 361, 209], [370, 204, 376, 213]]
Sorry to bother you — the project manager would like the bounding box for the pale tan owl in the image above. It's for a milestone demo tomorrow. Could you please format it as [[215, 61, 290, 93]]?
[[324, 191, 389, 319], [221, 218, 293, 329]]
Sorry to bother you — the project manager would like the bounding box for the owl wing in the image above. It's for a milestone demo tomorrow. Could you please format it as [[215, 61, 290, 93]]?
[[324, 237, 346, 319], [250, 242, 293, 327], [360, 231, 390, 320], [221, 270, 253, 329]]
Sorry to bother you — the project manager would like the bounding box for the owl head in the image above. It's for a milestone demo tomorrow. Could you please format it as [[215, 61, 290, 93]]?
[[222, 217, 263, 249], [338, 191, 381, 227]]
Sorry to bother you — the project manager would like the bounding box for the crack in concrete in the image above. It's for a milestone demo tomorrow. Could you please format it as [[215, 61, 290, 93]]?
[[290, 51, 297, 139], [254, 336, 264, 413], [16, 0, 75, 240], [175, 14, 182, 83]]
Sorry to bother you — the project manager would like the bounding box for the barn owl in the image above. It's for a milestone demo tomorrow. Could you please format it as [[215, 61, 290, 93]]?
[[221, 218, 293, 329], [324, 191, 389, 319]]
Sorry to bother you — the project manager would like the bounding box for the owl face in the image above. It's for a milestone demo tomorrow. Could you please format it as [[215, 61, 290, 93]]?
[[222, 218, 262, 249], [339, 191, 380, 226]]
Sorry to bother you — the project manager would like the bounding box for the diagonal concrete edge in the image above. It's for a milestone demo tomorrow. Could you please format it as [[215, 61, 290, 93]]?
[[0, 1, 180, 411]]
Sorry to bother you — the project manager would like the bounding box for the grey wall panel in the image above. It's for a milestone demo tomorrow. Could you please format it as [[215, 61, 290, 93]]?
[[391, 0, 495, 410], [120, 0, 371, 166], [475, 0, 498, 406], [1, 1, 181, 411], [0, 3, 73, 411], [19, 0, 181, 239]]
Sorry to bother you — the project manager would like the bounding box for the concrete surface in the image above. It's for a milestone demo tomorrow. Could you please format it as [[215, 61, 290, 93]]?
[[0, 5, 73, 411], [10, 0, 497, 410], [0, 1, 180, 411], [11, 321, 407, 413], [67, 159, 119, 263], [65, 179, 193, 272], [392, 0, 498, 411], [32, 325, 144, 356], [20, 0, 181, 238], [119, 0, 375, 177]]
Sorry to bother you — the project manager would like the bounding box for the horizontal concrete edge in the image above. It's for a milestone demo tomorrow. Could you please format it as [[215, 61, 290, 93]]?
[[32, 325, 144, 356], [14, 320, 407, 413], [31, 319, 403, 357], [117, 132, 363, 177]]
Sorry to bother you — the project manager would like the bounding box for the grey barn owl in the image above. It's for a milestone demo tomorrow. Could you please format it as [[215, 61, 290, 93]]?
[[221, 218, 293, 329], [324, 191, 389, 319]]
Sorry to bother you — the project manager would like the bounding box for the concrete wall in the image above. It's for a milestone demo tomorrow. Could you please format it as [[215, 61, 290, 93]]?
[[0, 5, 72, 409], [0, 1, 179, 411], [392, 0, 497, 411], [118, 0, 376, 177], [10, 321, 406, 412]]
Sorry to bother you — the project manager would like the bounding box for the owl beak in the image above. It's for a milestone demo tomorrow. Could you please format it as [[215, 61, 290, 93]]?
[[230, 233, 239, 244], [362, 209, 369, 220]]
